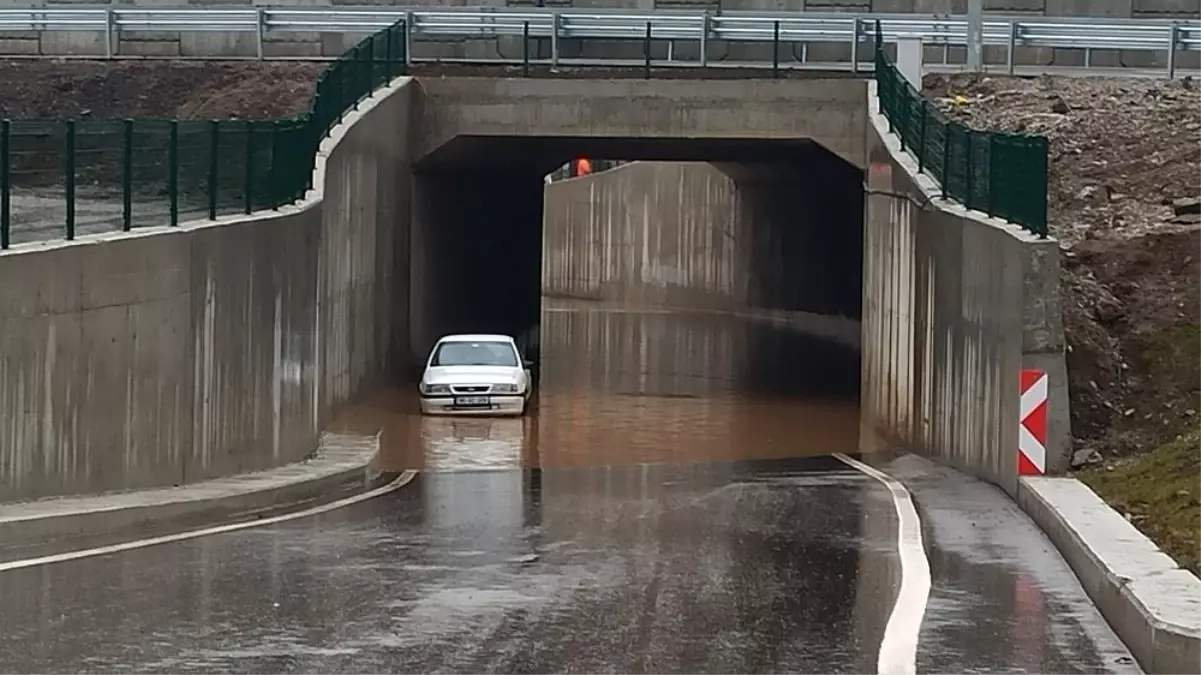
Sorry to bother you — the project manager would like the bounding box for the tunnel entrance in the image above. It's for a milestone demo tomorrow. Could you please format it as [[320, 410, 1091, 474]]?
[[409, 136, 865, 396]]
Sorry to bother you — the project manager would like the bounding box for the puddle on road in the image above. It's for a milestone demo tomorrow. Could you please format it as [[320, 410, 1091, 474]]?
[[326, 299, 861, 473]]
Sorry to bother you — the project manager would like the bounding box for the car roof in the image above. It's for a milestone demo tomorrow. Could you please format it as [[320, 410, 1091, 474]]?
[[436, 333, 515, 344]]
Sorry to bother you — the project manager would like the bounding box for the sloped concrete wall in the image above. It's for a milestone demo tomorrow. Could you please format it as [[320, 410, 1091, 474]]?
[[0, 78, 415, 502], [859, 80, 1070, 494]]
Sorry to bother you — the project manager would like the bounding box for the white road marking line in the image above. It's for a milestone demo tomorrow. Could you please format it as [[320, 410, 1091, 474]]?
[[835, 453, 931, 675], [0, 470, 418, 573]]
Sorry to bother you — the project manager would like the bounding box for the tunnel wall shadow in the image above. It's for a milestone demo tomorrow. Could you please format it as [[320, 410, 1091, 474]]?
[[860, 82, 1070, 492], [409, 170, 545, 372]]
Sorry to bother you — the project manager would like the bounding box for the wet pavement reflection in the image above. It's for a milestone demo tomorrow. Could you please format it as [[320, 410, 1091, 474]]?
[[0, 458, 896, 674], [0, 300, 1141, 674], [330, 299, 862, 473]]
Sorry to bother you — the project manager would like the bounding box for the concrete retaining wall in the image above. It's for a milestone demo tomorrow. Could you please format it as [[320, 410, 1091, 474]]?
[[859, 79, 1070, 493], [542, 162, 751, 309], [541, 156, 865, 322], [0, 78, 414, 502]]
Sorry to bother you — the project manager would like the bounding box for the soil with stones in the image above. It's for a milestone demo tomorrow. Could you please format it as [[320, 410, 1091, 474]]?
[[0, 60, 325, 120]]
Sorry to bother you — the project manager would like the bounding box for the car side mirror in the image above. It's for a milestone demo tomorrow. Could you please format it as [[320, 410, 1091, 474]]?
[[523, 359, 534, 369]]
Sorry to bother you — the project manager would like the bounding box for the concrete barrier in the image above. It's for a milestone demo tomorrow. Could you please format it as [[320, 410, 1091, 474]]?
[[858, 80, 1070, 494], [0, 78, 415, 502], [1019, 476, 1201, 674], [0, 431, 387, 557]]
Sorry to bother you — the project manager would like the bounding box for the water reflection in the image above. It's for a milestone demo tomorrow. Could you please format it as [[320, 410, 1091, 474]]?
[[328, 299, 860, 472]]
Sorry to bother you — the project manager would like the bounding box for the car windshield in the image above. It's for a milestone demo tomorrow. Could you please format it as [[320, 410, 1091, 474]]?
[[431, 341, 518, 367]]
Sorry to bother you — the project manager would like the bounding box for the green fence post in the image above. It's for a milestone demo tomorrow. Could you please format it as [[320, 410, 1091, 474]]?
[[986, 134, 996, 218], [359, 44, 369, 102], [244, 120, 255, 215], [304, 116, 315, 195], [325, 68, 338, 125], [65, 120, 76, 241], [1037, 136, 1049, 238], [772, 21, 780, 78], [368, 34, 378, 89], [644, 21, 652, 79], [385, 24, 394, 81], [940, 121, 950, 200], [271, 120, 282, 209], [207, 120, 219, 220], [122, 119, 133, 231], [372, 33, 381, 88], [0, 119, 9, 250], [917, 101, 927, 173], [169, 121, 179, 226], [399, 20, 408, 75], [523, 21, 531, 77], [963, 129, 974, 211]]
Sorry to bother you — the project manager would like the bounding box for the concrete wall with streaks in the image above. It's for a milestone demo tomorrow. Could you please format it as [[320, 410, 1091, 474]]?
[[859, 80, 1070, 493], [540, 158, 865, 321], [541, 162, 751, 310], [0, 78, 415, 502]]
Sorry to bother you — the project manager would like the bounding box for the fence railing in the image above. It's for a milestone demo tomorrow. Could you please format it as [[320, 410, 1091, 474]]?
[[1, 7, 1198, 77], [0, 19, 407, 249], [872, 22, 1049, 237]]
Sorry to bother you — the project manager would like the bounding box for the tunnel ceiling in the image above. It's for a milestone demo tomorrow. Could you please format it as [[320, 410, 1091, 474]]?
[[414, 135, 861, 179]]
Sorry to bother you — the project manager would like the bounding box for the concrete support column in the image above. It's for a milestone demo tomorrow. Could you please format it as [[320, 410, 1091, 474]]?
[[966, 0, 984, 72], [896, 37, 924, 90]]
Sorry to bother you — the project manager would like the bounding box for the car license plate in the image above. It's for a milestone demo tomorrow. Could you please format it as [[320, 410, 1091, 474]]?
[[454, 396, 490, 407]]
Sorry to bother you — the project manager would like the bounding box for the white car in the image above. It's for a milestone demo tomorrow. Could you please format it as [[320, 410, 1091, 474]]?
[[419, 334, 533, 416]]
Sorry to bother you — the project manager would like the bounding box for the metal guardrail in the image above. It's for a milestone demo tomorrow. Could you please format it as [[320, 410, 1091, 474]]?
[[0, 7, 1198, 76]]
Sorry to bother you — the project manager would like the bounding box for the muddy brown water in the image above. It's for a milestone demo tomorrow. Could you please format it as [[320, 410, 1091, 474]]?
[[328, 299, 862, 473]]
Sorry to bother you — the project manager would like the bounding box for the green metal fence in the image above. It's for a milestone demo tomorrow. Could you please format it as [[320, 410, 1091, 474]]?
[[872, 23, 1049, 238], [0, 20, 407, 249]]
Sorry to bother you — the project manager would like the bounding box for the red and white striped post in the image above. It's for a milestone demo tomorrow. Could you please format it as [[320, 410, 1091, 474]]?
[[1018, 369, 1048, 476]]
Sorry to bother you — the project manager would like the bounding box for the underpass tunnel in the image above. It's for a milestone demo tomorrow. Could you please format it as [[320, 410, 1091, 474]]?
[[401, 136, 871, 627], [408, 136, 865, 401]]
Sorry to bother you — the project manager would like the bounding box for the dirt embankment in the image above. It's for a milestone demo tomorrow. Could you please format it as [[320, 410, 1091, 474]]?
[[925, 73, 1200, 574], [0, 60, 324, 119]]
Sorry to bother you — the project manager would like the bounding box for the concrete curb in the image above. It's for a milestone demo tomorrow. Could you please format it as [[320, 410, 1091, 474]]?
[[1018, 475, 1201, 674], [0, 431, 384, 554]]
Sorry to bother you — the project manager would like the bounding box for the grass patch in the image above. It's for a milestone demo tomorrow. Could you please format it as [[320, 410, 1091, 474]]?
[[1133, 321, 1200, 395], [1079, 420, 1201, 577]]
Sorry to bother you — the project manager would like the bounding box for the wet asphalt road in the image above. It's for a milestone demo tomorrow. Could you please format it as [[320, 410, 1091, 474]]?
[[0, 458, 896, 673], [0, 300, 1138, 673]]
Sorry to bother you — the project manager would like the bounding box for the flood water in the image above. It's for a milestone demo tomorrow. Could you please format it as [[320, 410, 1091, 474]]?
[[330, 299, 862, 471]]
